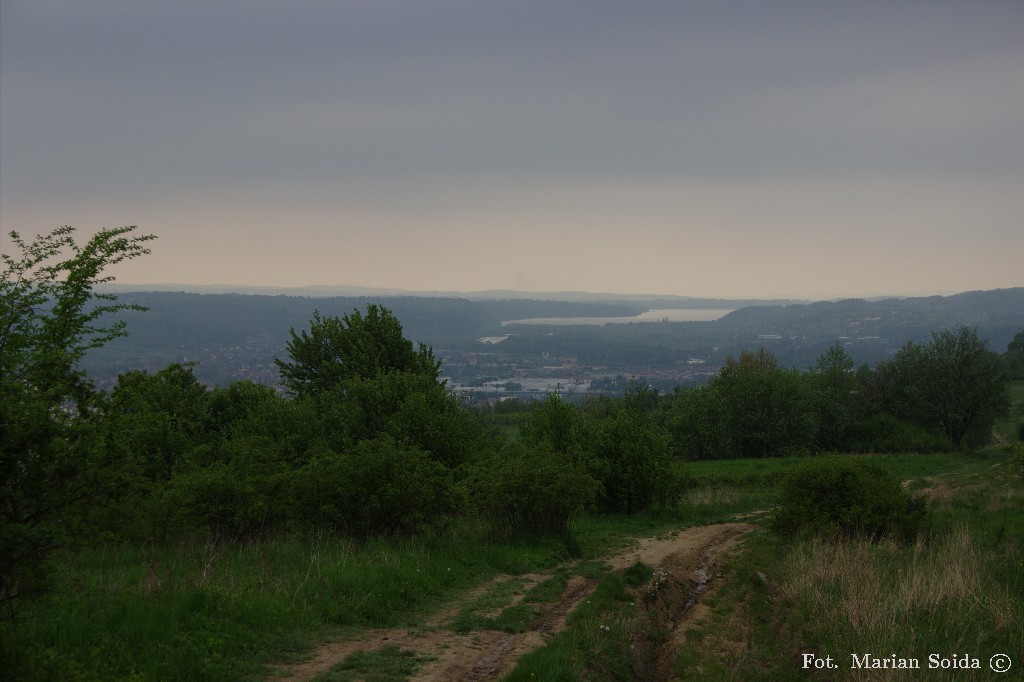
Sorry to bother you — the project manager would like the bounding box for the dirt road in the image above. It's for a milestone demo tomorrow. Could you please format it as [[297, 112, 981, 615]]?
[[271, 522, 754, 681]]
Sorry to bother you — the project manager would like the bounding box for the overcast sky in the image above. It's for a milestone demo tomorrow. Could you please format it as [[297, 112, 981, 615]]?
[[2, 1, 1022, 299]]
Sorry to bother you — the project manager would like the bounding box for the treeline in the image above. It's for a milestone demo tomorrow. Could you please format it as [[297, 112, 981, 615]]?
[[44, 313, 1019, 545], [663, 328, 1013, 458]]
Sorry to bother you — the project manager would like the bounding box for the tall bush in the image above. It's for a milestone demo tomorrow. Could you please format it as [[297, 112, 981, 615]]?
[[771, 456, 928, 542], [291, 437, 460, 538], [469, 442, 598, 538]]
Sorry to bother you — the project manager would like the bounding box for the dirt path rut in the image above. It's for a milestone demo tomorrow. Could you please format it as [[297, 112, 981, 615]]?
[[270, 522, 753, 681]]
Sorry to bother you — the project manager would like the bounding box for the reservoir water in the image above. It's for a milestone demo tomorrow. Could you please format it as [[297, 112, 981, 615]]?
[[501, 308, 735, 326]]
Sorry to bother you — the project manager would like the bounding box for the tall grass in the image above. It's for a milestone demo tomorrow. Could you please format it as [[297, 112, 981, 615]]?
[[666, 450, 1024, 679], [779, 528, 1020, 677], [0, 528, 571, 681]]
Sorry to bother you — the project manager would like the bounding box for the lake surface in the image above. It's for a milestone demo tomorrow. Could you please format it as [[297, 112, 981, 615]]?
[[501, 308, 736, 326]]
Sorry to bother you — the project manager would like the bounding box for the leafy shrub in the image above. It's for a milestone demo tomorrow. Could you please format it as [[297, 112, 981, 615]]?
[[291, 436, 461, 539], [711, 350, 817, 458], [623, 561, 655, 587], [584, 398, 675, 514], [771, 456, 928, 542], [155, 434, 295, 538], [159, 463, 268, 538], [469, 442, 598, 538], [519, 394, 584, 454]]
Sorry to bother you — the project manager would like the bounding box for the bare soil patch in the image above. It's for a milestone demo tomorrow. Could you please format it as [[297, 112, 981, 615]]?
[[648, 527, 752, 680]]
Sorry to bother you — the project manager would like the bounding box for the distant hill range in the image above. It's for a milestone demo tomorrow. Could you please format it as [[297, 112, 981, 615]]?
[[718, 289, 1024, 338], [85, 287, 1024, 386], [101, 282, 803, 307]]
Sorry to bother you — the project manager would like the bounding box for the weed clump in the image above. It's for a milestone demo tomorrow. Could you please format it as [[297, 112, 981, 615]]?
[[771, 456, 928, 542], [623, 561, 654, 588]]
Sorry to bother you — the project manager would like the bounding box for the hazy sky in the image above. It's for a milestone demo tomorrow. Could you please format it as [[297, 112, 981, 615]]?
[[2, 1, 1022, 299]]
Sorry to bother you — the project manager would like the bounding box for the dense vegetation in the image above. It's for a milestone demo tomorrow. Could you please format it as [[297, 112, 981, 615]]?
[[2, 227, 1022, 679], [770, 456, 929, 542]]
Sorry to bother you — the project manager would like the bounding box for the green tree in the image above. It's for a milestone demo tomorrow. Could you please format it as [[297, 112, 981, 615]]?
[[276, 305, 479, 472], [712, 348, 816, 458], [341, 370, 481, 469], [155, 382, 321, 540], [662, 384, 732, 460], [0, 225, 154, 619], [275, 305, 439, 397], [205, 380, 281, 434], [520, 394, 584, 454], [888, 325, 1008, 447], [584, 385, 674, 513], [104, 363, 209, 482], [811, 342, 856, 450]]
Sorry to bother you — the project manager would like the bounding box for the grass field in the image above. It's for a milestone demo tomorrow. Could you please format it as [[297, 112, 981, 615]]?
[[0, 530, 574, 680], [2, 448, 1021, 680], [666, 449, 1023, 680]]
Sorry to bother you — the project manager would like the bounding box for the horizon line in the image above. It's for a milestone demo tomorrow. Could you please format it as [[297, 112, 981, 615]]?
[[96, 282, 1022, 303]]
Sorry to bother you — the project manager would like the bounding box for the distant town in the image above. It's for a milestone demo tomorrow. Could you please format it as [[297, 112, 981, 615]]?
[[81, 288, 1024, 404]]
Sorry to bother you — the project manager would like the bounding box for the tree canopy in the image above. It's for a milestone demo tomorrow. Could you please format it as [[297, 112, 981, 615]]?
[[275, 305, 439, 397], [1, 225, 155, 619], [885, 325, 1008, 447]]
